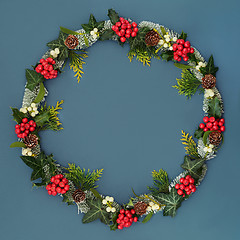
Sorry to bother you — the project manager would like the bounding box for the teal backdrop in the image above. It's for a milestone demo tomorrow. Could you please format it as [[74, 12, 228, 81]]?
[[0, 0, 239, 239]]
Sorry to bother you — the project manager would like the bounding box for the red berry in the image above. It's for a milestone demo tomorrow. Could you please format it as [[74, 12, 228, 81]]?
[[15, 124, 20, 129], [125, 34, 130, 38], [179, 39, 185, 45], [48, 190, 52, 195], [62, 178, 68, 184], [213, 126, 218, 131], [180, 178, 184, 183], [120, 29, 125, 36], [183, 180, 189, 186], [24, 123, 30, 129], [51, 186, 56, 192], [22, 118, 28, 123], [56, 187, 62, 193], [116, 219, 121, 224], [112, 25, 117, 31], [176, 50, 182, 56], [22, 133, 27, 138], [25, 130, 29, 135], [29, 127, 35, 132], [124, 217, 129, 222], [125, 222, 131, 228], [132, 22, 137, 28], [183, 57, 189, 61], [54, 179, 60, 185], [52, 191, 57, 196], [127, 213, 132, 218], [120, 37, 126, 42], [190, 48, 194, 53], [51, 177, 55, 182], [64, 185, 70, 191], [199, 123, 205, 129], [46, 184, 51, 190], [182, 48, 188, 54], [182, 193, 185, 198], [129, 218, 133, 223], [133, 217, 138, 222], [189, 178, 195, 184], [191, 187, 196, 193], [184, 41, 190, 48], [186, 190, 192, 195], [206, 122, 213, 128], [131, 31, 137, 37], [61, 189, 66, 194], [180, 184, 185, 190], [177, 189, 183, 195], [203, 116, 209, 123], [185, 186, 190, 192], [173, 55, 179, 61], [120, 209, 125, 214], [175, 183, 180, 189], [121, 24, 127, 29], [20, 126, 25, 131], [15, 129, 21, 134], [220, 126, 225, 132], [59, 182, 65, 188], [118, 225, 123, 230], [177, 57, 181, 62], [125, 210, 130, 215], [218, 121, 224, 127], [209, 117, 215, 122], [127, 24, 132, 29], [126, 29, 132, 34], [213, 121, 219, 126], [178, 44, 183, 50], [189, 184, 194, 189], [130, 209, 135, 214], [118, 214, 124, 220], [220, 118, 225, 123], [17, 134, 22, 138], [133, 27, 138, 32], [29, 120, 34, 125], [185, 175, 191, 180], [203, 127, 208, 132], [39, 59, 45, 63], [116, 22, 121, 27], [20, 123, 25, 127]]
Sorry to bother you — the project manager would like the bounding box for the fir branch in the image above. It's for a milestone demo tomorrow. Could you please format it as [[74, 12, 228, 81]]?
[[181, 131, 199, 159], [69, 50, 88, 83], [65, 164, 103, 191], [148, 169, 170, 194], [173, 69, 202, 99]]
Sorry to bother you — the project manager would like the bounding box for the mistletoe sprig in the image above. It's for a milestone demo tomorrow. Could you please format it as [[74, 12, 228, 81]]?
[[10, 9, 224, 231]]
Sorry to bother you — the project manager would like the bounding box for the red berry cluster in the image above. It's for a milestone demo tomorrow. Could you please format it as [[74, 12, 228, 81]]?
[[172, 39, 194, 62], [112, 17, 138, 43], [35, 58, 58, 79], [175, 175, 196, 197], [46, 174, 70, 196], [199, 117, 225, 132], [116, 209, 138, 230], [15, 118, 36, 138]]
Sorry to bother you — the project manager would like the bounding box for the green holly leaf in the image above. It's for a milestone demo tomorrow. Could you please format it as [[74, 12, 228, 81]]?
[[82, 199, 110, 225], [200, 55, 218, 77], [10, 107, 26, 123], [179, 31, 187, 41], [89, 14, 97, 27], [154, 188, 183, 217], [96, 21, 105, 30], [107, 9, 119, 25], [25, 69, 45, 91], [181, 155, 205, 179], [194, 127, 204, 139], [208, 97, 222, 118], [99, 29, 114, 41], [34, 111, 51, 127], [81, 14, 105, 33]]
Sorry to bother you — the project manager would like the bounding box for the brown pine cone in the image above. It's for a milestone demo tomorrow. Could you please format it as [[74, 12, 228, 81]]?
[[72, 189, 86, 203], [23, 134, 38, 148], [202, 74, 216, 89], [134, 201, 148, 215], [209, 131, 222, 146], [145, 30, 160, 46], [64, 35, 79, 49]]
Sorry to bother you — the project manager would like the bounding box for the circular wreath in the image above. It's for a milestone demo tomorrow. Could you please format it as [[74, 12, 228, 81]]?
[[11, 9, 225, 230]]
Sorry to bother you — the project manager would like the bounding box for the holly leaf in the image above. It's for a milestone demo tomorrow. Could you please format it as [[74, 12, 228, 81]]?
[[107, 9, 119, 25], [82, 199, 110, 225], [208, 97, 222, 118], [81, 14, 105, 33], [26, 69, 45, 91], [154, 188, 183, 217], [34, 111, 51, 127], [89, 14, 97, 27], [99, 29, 114, 41], [179, 31, 187, 41], [181, 155, 205, 179], [81, 24, 93, 33], [200, 55, 218, 77], [96, 21, 105, 30], [161, 51, 174, 61], [10, 107, 26, 123], [194, 127, 204, 139]]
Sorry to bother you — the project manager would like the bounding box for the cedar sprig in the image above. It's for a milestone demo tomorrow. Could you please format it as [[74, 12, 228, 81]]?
[[69, 50, 88, 83], [181, 130, 199, 159], [173, 69, 203, 99], [148, 169, 170, 194], [65, 163, 103, 191]]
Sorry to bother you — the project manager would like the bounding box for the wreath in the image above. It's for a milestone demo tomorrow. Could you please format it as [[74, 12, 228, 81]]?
[[10, 9, 225, 230]]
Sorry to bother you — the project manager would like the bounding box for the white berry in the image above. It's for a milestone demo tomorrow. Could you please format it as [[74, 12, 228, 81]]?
[[173, 37, 177, 42], [159, 40, 164, 45], [55, 48, 60, 54], [93, 28, 98, 33], [149, 202, 154, 207], [106, 207, 111, 212], [108, 197, 114, 202], [163, 43, 168, 48], [111, 207, 116, 213], [102, 199, 107, 205]]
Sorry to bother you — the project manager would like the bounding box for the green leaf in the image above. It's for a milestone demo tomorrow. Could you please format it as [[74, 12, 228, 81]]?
[[31, 168, 42, 181], [208, 97, 222, 119], [34, 111, 51, 127], [181, 155, 205, 179], [26, 69, 45, 91], [154, 188, 183, 217], [200, 55, 218, 77], [57, 47, 69, 61], [10, 142, 27, 148], [47, 39, 64, 50], [194, 127, 204, 139], [160, 26, 167, 36], [142, 211, 154, 223], [84, 35, 89, 47], [96, 21, 105, 30], [161, 51, 174, 61], [89, 14, 97, 27], [90, 188, 103, 200], [107, 9, 119, 24], [10, 107, 26, 123], [179, 31, 187, 41], [99, 29, 114, 41], [82, 199, 110, 225], [81, 24, 93, 33], [174, 63, 194, 69], [62, 193, 75, 206], [20, 155, 40, 169], [203, 131, 213, 145], [60, 26, 84, 36], [33, 82, 45, 103]]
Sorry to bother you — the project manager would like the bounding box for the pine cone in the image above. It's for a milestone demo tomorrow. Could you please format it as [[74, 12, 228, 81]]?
[[202, 74, 216, 89], [23, 134, 38, 148], [145, 30, 160, 46], [134, 201, 148, 215], [64, 35, 79, 49], [72, 189, 86, 203], [209, 131, 222, 146]]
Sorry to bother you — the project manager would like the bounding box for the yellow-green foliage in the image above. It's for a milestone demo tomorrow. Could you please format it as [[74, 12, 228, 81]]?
[[128, 50, 152, 66], [148, 169, 169, 194], [181, 130, 199, 158], [69, 50, 88, 83]]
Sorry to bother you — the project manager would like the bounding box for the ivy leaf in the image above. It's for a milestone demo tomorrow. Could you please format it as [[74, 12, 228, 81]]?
[[82, 199, 110, 225], [34, 111, 51, 127], [62, 192, 74, 205], [81, 24, 93, 33], [10, 142, 27, 148], [154, 188, 183, 217], [142, 211, 154, 223], [99, 29, 114, 41], [181, 155, 205, 179], [194, 127, 204, 139], [33, 82, 45, 103], [47, 39, 64, 50], [89, 14, 97, 27], [161, 51, 174, 61], [208, 97, 222, 119], [200, 55, 218, 77], [179, 31, 187, 41], [96, 21, 105, 30], [174, 63, 194, 69], [26, 69, 45, 91], [10, 107, 26, 123], [107, 9, 119, 25], [58, 47, 69, 61], [81, 14, 104, 33]]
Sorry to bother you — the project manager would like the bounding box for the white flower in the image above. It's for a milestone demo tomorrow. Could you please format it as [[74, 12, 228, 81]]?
[[50, 48, 60, 58], [31, 103, 36, 108], [105, 196, 110, 201], [106, 207, 111, 212], [165, 37, 170, 42], [22, 148, 33, 156], [27, 107, 32, 111], [33, 107, 37, 111], [172, 37, 177, 42], [111, 207, 116, 213], [204, 144, 214, 153], [102, 199, 107, 205], [205, 89, 214, 98]]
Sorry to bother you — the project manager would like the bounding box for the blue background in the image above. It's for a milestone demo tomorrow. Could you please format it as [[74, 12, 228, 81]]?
[[0, 0, 239, 239]]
